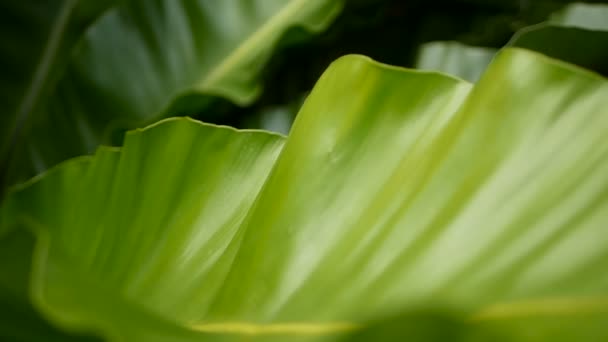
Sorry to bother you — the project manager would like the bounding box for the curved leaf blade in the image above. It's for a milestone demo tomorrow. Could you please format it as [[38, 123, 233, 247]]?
[[6, 0, 343, 188], [210, 48, 608, 324], [2, 48, 608, 340], [1, 118, 284, 340], [74, 0, 344, 111], [415, 3, 608, 82]]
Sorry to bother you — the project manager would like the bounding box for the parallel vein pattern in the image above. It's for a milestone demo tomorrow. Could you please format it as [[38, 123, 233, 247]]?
[[1, 48, 608, 341]]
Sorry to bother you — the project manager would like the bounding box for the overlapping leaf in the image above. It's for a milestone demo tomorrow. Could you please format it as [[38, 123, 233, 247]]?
[[3, 0, 344, 189], [415, 3, 608, 81], [1, 48, 608, 341], [0, 0, 115, 192]]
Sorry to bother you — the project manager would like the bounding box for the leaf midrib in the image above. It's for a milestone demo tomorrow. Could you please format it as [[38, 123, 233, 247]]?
[[197, 0, 308, 91]]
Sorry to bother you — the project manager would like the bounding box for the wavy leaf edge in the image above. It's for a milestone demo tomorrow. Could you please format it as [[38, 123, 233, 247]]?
[[2, 47, 607, 340]]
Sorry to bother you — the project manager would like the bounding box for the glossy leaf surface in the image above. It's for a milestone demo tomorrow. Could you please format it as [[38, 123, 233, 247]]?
[[2, 48, 608, 341]]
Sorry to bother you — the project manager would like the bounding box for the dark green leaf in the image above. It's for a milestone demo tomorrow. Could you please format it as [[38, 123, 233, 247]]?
[[5, 0, 343, 189], [415, 3, 608, 81], [0, 0, 116, 196]]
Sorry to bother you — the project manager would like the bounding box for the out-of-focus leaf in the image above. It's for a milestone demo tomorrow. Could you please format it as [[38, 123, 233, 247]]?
[[414, 41, 495, 82], [226, 0, 585, 133], [339, 311, 470, 342], [339, 310, 503, 342], [5, 0, 344, 189], [2, 48, 608, 340], [471, 298, 608, 341], [0, 230, 100, 342], [509, 25, 608, 76], [248, 106, 297, 136], [0, 0, 116, 195], [415, 3, 608, 81], [342, 301, 608, 342], [510, 3, 608, 76], [241, 94, 308, 135], [549, 2, 608, 30]]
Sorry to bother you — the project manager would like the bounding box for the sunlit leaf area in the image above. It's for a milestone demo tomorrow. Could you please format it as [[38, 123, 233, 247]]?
[[1, 1, 607, 341]]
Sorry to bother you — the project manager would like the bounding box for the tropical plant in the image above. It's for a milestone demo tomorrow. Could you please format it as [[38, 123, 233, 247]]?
[[2, 46, 608, 341], [239, 2, 608, 133], [415, 3, 608, 81], [2, 1, 608, 341], [0, 0, 343, 191]]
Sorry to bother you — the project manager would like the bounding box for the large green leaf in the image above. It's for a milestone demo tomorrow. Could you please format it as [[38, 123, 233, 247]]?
[[0, 0, 116, 194], [209, 48, 608, 320], [2, 48, 608, 340], [414, 2, 608, 82], [1, 119, 286, 341], [4, 0, 344, 189]]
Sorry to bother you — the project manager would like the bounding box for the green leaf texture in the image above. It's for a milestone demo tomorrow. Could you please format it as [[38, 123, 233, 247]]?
[[2, 48, 608, 341], [5, 0, 344, 188]]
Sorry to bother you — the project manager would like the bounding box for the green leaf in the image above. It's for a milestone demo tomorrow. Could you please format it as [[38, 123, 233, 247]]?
[[510, 2, 608, 77], [0, 230, 101, 342], [210, 48, 608, 320], [549, 3, 608, 30], [339, 311, 470, 342], [509, 25, 608, 77], [1, 119, 285, 341], [74, 0, 344, 109], [414, 41, 496, 82], [338, 310, 501, 342], [5, 0, 344, 188], [2, 48, 608, 340], [414, 3, 608, 82], [471, 298, 608, 341], [341, 304, 608, 342], [0, 0, 116, 194], [241, 94, 308, 135]]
